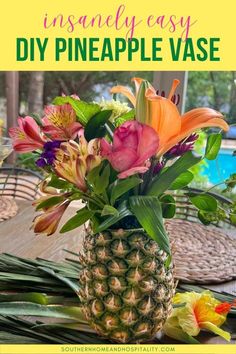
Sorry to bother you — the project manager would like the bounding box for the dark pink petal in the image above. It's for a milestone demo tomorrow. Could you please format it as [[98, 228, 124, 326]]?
[[135, 124, 159, 165], [22, 116, 45, 145], [118, 165, 149, 179], [100, 138, 112, 157], [109, 148, 137, 172]]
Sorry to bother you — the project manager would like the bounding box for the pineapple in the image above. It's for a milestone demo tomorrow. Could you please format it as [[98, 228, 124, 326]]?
[[78, 228, 174, 343]]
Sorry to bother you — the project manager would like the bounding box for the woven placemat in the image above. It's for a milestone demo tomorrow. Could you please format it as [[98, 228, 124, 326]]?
[[0, 196, 18, 222], [166, 219, 236, 284]]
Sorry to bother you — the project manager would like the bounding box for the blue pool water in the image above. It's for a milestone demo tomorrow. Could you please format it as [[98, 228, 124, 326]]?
[[201, 148, 236, 184]]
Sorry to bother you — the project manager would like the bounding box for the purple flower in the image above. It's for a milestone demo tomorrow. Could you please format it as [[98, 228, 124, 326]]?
[[166, 133, 198, 158], [153, 161, 164, 175], [36, 158, 47, 168], [36, 140, 62, 168]]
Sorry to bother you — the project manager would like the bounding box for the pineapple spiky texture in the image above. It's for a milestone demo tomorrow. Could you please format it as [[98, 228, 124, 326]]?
[[78, 229, 174, 343]]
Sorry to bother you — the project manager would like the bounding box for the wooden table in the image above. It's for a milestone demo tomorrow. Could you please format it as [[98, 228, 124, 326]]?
[[0, 200, 84, 260], [0, 200, 235, 344]]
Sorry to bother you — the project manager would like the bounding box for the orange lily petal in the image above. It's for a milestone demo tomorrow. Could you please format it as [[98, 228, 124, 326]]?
[[181, 108, 229, 132], [110, 85, 136, 106], [168, 79, 180, 99], [131, 77, 144, 95], [146, 91, 181, 147], [157, 108, 229, 156]]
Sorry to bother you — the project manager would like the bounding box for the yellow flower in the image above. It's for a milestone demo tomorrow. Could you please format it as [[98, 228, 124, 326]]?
[[163, 291, 231, 343]]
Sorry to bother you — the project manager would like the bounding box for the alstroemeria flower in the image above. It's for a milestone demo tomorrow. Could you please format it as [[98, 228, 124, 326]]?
[[100, 120, 159, 179], [32, 179, 71, 235], [33, 201, 70, 236], [54, 135, 101, 192], [163, 291, 231, 343], [42, 104, 82, 140], [111, 78, 229, 156], [9, 116, 45, 152]]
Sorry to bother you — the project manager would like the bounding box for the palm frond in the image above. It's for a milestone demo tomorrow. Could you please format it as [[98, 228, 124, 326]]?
[[0, 252, 235, 343]]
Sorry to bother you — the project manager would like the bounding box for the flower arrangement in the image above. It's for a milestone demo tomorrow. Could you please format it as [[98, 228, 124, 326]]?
[[9, 77, 234, 343]]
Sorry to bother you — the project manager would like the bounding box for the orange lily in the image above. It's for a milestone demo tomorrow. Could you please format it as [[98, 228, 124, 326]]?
[[111, 78, 229, 156]]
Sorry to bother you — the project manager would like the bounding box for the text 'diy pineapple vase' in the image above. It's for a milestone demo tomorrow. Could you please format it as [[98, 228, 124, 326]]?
[[78, 228, 174, 343]]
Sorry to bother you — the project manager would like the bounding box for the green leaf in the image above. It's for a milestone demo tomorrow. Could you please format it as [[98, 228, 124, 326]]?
[[36, 196, 64, 211], [114, 109, 135, 126], [87, 163, 110, 194], [48, 175, 72, 190], [53, 96, 100, 125], [60, 207, 93, 233], [129, 196, 171, 254], [190, 194, 218, 212], [84, 110, 112, 141], [198, 210, 211, 225], [229, 213, 236, 225], [110, 177, 143, 205], [0, 292, 48, 305], [169, 170, 194, 190], [160, 194, 176, 218], [147, 151, 202, 196], [101, 205, 119, 217], [205, 133, 222, 160], [95, 201, 132, 232], [0, 302, 82, 320]]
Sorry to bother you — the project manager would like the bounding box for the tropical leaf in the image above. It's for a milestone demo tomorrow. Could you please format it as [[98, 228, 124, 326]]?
[[147, 152, 201, 196], [60, 207, 94, 233], [95, 201, 132, 232], [110, 177, 142, 205], [84, 110, 112, 141], [205, 133, 222, 160], [36, 196, 64, 211], [0, 302, 83, 320], [101, 205, 119, 217], [189, 194, 218, 212], [169, 171, 194, 190], [160, 194, 176, 219], [129, 196, 171, 254]]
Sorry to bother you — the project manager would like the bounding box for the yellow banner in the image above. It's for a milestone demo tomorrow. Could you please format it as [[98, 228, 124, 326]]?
[[0, 0, 235, 70], [0, 345, 236, 354]]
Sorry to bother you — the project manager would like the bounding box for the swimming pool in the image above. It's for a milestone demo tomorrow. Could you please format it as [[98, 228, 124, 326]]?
[[201, 148, 236, 184]]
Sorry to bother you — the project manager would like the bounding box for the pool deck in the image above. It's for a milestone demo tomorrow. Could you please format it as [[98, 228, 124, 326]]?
[[221, 139, 236, 149]]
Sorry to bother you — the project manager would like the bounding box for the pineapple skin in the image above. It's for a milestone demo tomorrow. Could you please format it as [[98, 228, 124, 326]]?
[[78, 229, 174, 343]]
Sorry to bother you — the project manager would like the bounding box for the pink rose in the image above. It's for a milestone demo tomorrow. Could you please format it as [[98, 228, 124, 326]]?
[[101, 120, 159, 179]]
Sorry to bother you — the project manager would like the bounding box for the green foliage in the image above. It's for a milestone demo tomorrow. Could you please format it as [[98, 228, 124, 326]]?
[[109, 176, 142, 205], [16, 153, 41, 172], [159, 194, 176, 219], [114, 109, 135, 127], [84, 110, 112, 141], [87, 162, 110, 195], [205, 133, 222, 160], [36, 196, 65, 211], [53, 96, 101, 125], [223, 173, 236, 192], [147, 151, 202, 196], [101, 205, 119, 217], [95, 201, 132, 232], [169, 171, 194, 190], [60, 207, 94, 233], [189, 194, 218, 212], [129, 196, 171, 254], [189, 131, 209, 186], [186, 71, 236, 124]]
